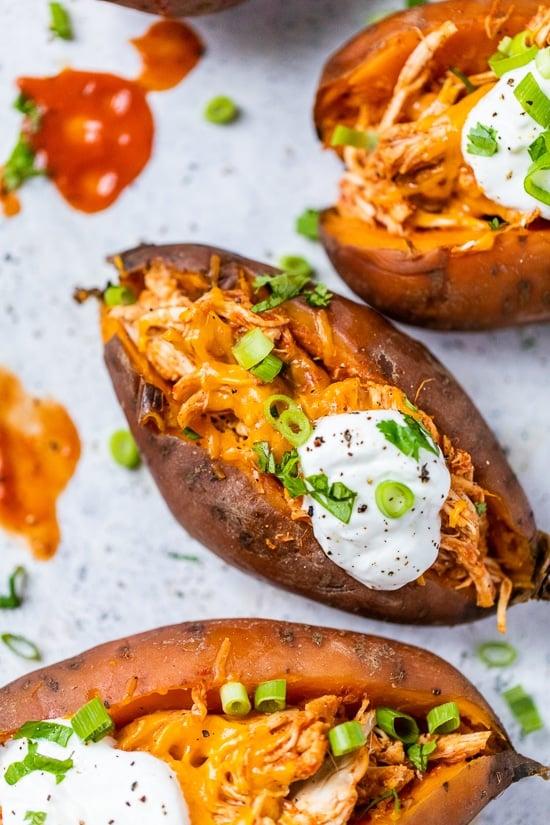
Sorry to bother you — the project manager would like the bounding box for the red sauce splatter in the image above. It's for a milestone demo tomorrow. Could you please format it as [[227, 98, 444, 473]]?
[[0, 191, 21, 217], [8, 19, 202, 215], [0, 368, 81, 559]]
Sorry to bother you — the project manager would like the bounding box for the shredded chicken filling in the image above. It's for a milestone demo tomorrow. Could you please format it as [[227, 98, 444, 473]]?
[[117, 692, 494, 825], [334, 8, 550, 249], [106, 258, 519, 621]]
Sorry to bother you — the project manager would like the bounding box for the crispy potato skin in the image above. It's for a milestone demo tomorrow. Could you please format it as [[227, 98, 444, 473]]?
[[314, 0, 550, 330], [104, 0, 245, 15], [102, 244, 545, 625], [0, 619, 545, 825]]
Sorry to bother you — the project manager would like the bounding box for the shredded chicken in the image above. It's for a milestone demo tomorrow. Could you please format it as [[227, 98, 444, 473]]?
[[430, 731, 493, 763], [527, 6, 550, 47]]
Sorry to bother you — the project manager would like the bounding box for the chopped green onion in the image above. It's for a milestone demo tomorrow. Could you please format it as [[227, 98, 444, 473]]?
[[502, 685, 543, 734], [478, 641, 517, 668], [426, 702, 461, 735], [536, 47, 550, 79], [363, 788, 401, 814], [407, 740, 437, 772], [265, 395, 312, 447], [328, 720, 366, 757], [466, 122, 499, 157], [250, 352, 284, 383], [296, 208, 320, 241], [375, 708, 419, 744], [525, 152, 550, 205], [450, 67, 475, 94], [71, 697, 114, 743], [204, 95, 239, 125], [488, 216, 507, 231], [1, 633, 41, 661], [13, 94, 42, 131], [24, 813, 46, 825], [5, 741, 73, 786], [375, 480, 415, 519], [109, 429, 141, 469], [278, 255, 313, 279], [306, 474, 357, 524], [220, 681, 251, 716], [254, 679, 286, 713], [2, 137, 45, 193], [49, 2, 73, 40], [475, 501, 488, 515], [0, 566, 26, 609], [331, 124, 378, 150], [514, 73, 550, 128], [509, 31, 532, 56], [182, 426, 201, 441], [497, 35, 513, 55], [232, 328, 274, 370], [306, 283, 333, 308], [377, 414, 438, 461], [15, 721, 73, 747], [488, 31, 538, 77], [103, 284, 136, 307], [406, 0, 427, 6], [528, 131, 550, 161], [252, 271, 311, 313], [253, 443, 307, 497]]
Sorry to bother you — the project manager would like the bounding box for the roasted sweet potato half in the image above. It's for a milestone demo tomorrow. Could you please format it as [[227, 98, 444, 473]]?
[[99, 243, 550, 627], [104, 0, 246, 15], [0, 619, 547, 824], [314, 0, 550, 329]]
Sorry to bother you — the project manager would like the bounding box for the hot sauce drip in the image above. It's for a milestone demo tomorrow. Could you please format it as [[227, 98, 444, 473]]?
[[3, 19, 203, 215], [0, 368, 80, 559]]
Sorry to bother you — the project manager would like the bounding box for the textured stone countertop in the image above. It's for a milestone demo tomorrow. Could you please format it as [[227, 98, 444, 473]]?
[[0, 1, 548, 822]]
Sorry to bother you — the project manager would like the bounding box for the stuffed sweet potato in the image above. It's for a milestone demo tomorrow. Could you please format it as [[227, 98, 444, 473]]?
[[0, 619, 546, 823], [99, 243, 550, 627], [104, 0, 246, 15], [314, 0, 550, 329]]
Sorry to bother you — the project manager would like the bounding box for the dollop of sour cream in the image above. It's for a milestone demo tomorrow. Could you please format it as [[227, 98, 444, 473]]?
[[0, 720, 190, 824], [298, 411, 451, 590], [462, 57, 550, 219]]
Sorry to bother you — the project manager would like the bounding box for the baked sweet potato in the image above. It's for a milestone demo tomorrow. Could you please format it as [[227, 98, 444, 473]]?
[[99, 243, 550, 626], [104, 0, 246, 15], [0, 619, 546, 824], [314, 0, 550, 329]]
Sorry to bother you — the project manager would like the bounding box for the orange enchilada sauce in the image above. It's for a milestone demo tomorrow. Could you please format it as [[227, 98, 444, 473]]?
[[0, 368, 80, 559], [7, 20, 202, 215]]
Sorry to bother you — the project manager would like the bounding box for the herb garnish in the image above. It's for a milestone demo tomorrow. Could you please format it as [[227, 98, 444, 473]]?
[[295, 208, 320, 241], [5, 741, 73, 786], [49, 2, 74, 40], [407, 740, 437, 772], [25, 813, 47, 825], [362, 788, 401, 815], [182, 426, 201, 441], [13, 95, 42, 132], [488, 216, 507, 231], [449, 67, 475, 94], [528, 131, 550, 162], [466, 123, 499, 157], [377, 414, 438, 461], [0, 566, 26, 609], [252, 272, 332, 313], [475, 501, 487, 515], [2, 137, 45, 193], [14, 721, 73, 747], [306, 283, 333, 307]]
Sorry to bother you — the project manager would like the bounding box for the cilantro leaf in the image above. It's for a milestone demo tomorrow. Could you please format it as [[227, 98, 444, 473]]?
[[2, 137, 45, 193], [306, 283, 333, 307], [295, 208, 320, 241], [377, 414, 438, 461], [14, 721, 73, 747], [49, 2, 73, 40], [466, 122, 499, 157], [252, 272, 311, 313], [25, 813, 47, 825], [5, 741, 73, 786], [307, 474, 357, 524]]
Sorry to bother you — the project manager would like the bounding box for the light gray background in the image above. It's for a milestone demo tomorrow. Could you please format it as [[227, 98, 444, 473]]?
[[0, 0, 548, 821]]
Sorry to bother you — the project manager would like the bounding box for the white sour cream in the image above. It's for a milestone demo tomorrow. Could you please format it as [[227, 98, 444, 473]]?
[[298, 411, 451, 590], [0, 720, 190, 824], [462, 58, 550, 219]]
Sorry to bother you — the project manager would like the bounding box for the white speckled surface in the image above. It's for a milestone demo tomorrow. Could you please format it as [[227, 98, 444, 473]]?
[[0, 0, 549, 821]]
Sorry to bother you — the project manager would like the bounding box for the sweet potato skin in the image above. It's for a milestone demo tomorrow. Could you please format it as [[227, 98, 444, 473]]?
[[314, 0, 550, 330], [104, 0, 245, 15], [103, 244, 543, 625], [0, 619, 545, 825]]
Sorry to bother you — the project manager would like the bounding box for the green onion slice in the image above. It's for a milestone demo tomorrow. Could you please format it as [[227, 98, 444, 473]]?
[[375, 480, 415, 519], [502, 685, 543, 734], [232, 328, 274, 370], [525, 152, 550, 205], [220, 681, 252, 716], [24, 813, 47, 825], [536, 47, 550, 79], [182, 426, 201, 441], [450, 67, 475, 93], [250, 352, 284, 383], [5, 741, 73, 786], [1, 633, 41, 661], [265, 395, 312, 447], [514, 72, 550, 128], [331, 124, 378, 150], [375, 707, 419, 744], [278, 255, 313, 278], [466, 122, 499, 156], [295, 208, 320, 241], [478, 641, 517, 668], [103, 284, 136, 307], [426, 702, 461, 735], [71, 697, 114, 743], [328, 720, 366, 757], [488, 31, 539, 77], [204, 96, 239, 125], [15, 721, 73, 747], [0, 566, 26, 609], [528, 131, 550, 161], [109, 429, 141, 469], [49, 2, 73, 40], [254, 679, 287, 713], [407, 740, 437, 772]]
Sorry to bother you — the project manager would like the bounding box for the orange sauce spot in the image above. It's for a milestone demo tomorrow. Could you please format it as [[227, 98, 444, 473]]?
[[132, 20, 203, 92], [0, 190, 21, 217], [0, 368, 80, 559], [18, 70, 154, 213]]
